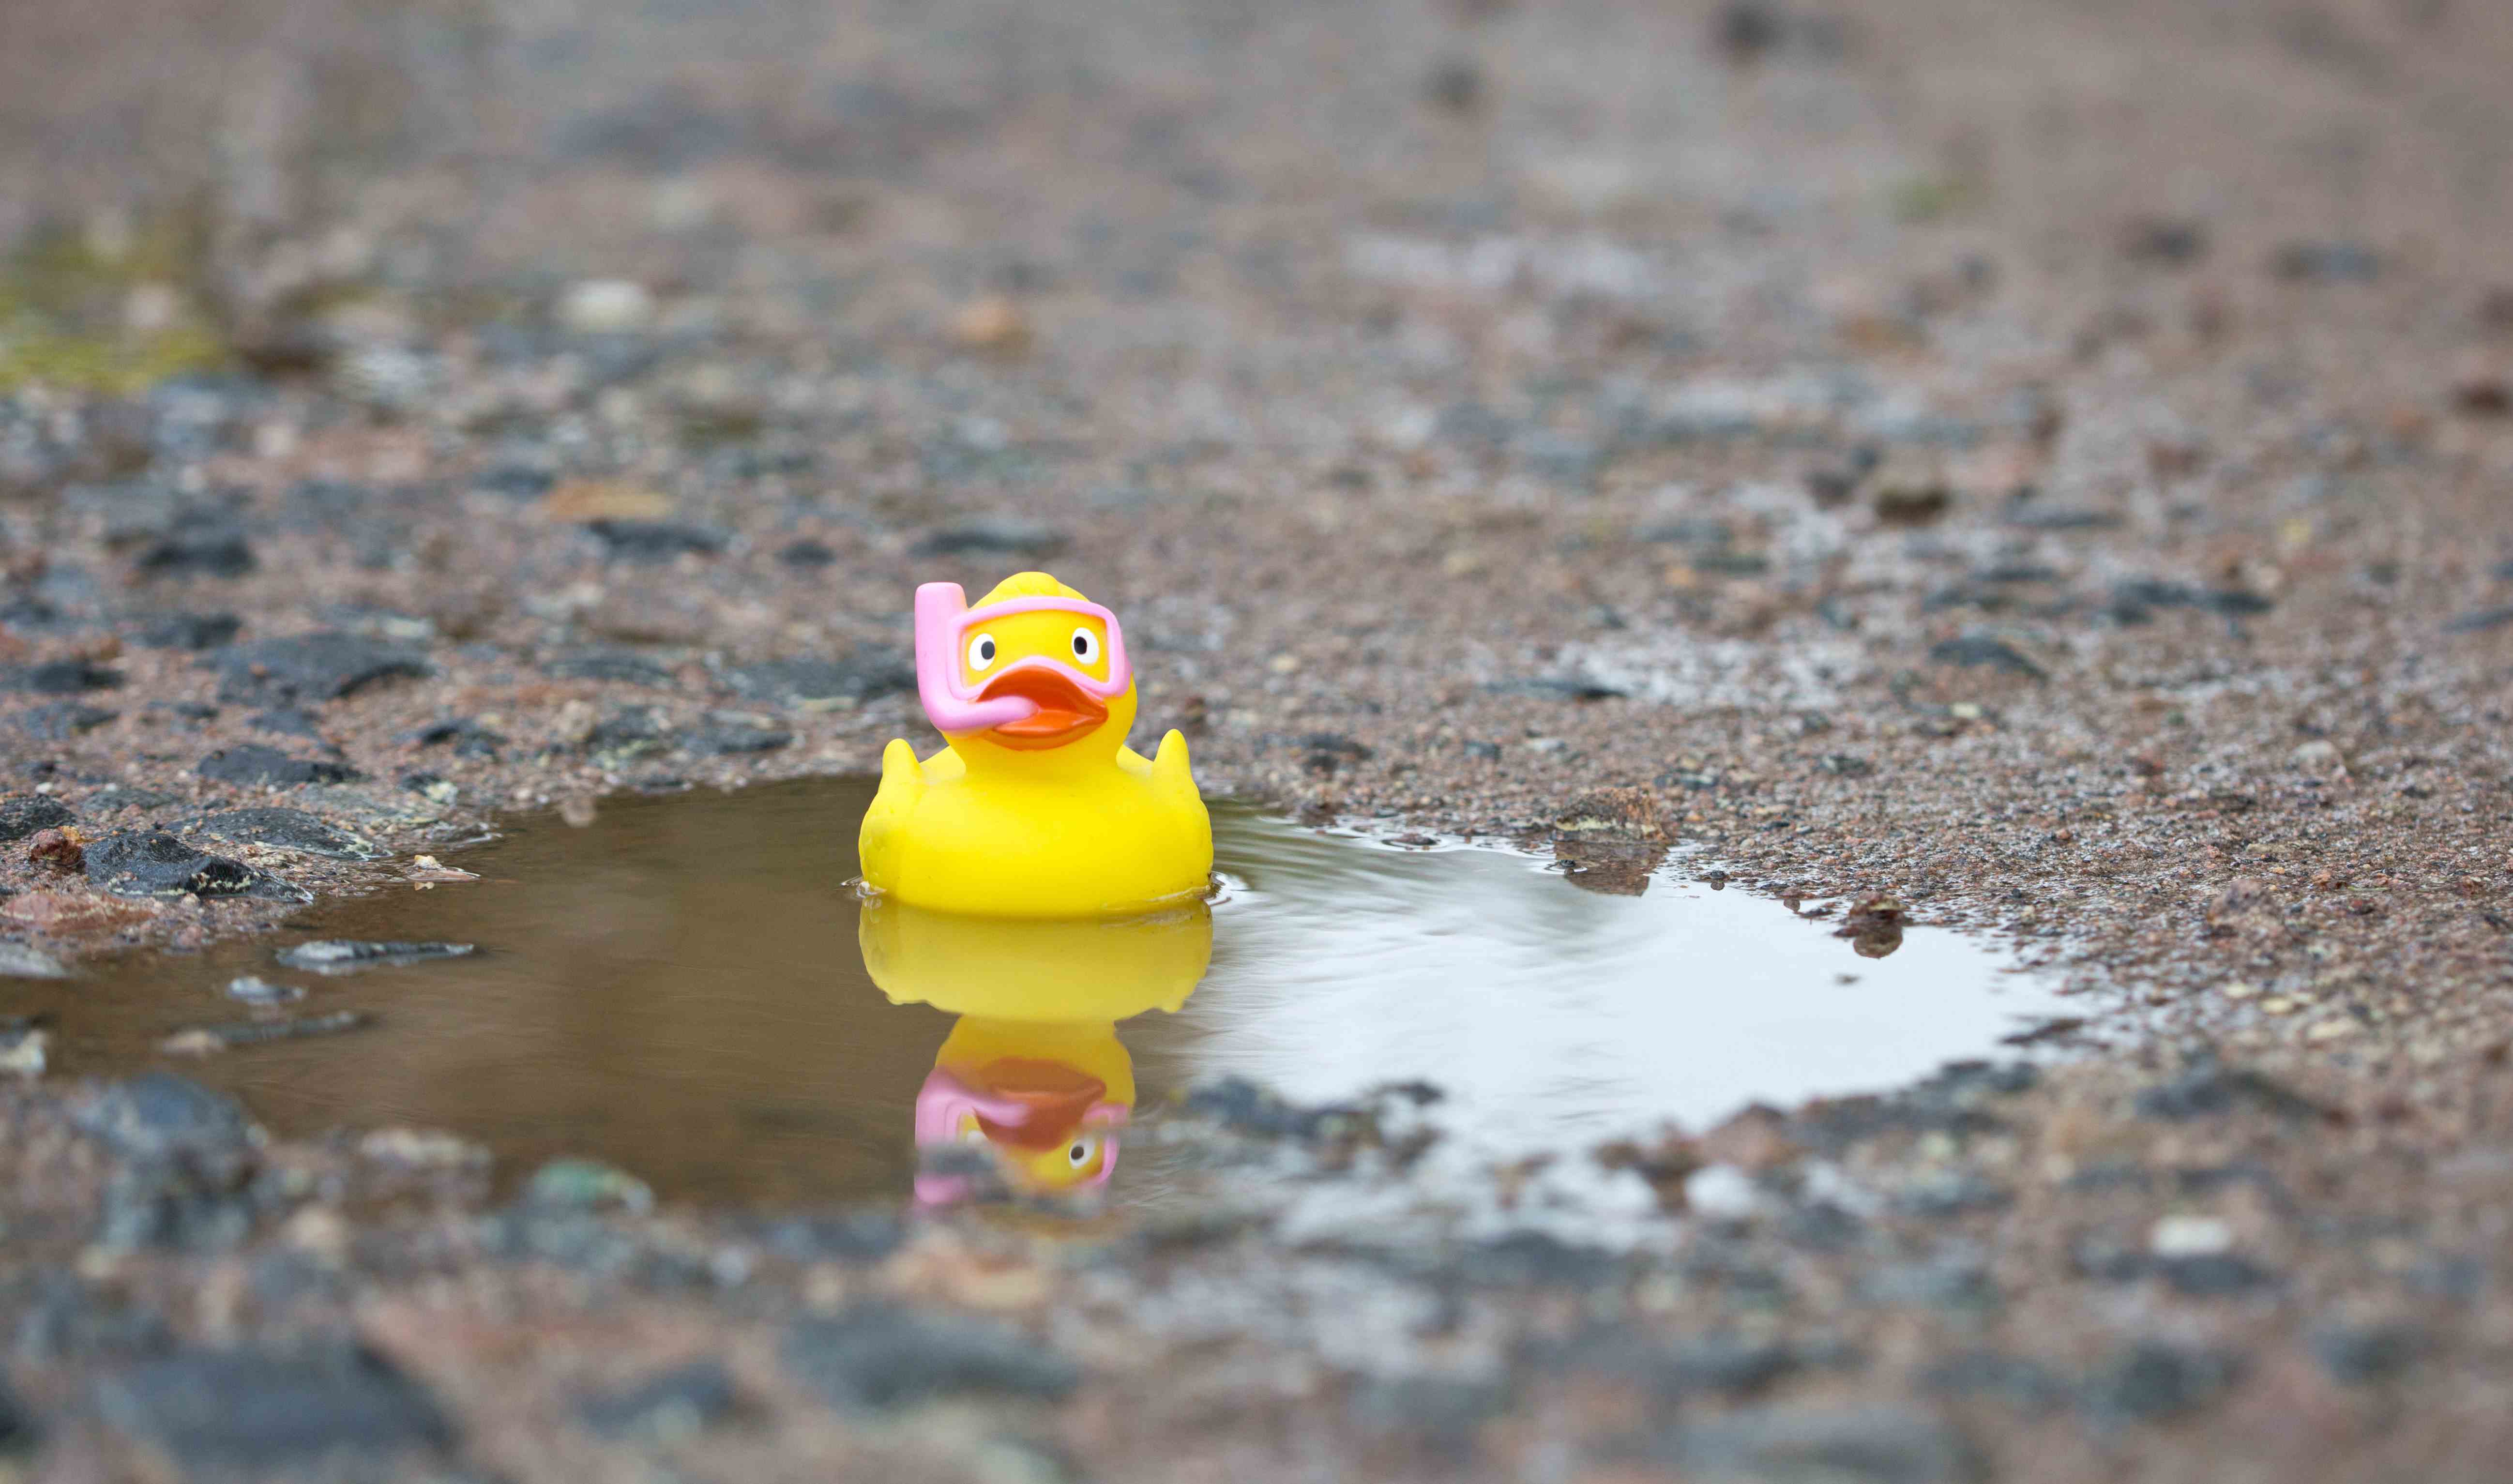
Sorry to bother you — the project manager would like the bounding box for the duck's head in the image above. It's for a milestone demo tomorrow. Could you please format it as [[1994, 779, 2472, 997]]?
[[912, 1018, 1133, 1205], [915, 572, 1135, 768]]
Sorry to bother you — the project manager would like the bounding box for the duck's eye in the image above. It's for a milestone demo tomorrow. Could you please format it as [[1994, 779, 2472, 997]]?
[[1070, 627, 1100, 665], [1067, 1135, 1098, 1167], [967, 634, 998, 671]]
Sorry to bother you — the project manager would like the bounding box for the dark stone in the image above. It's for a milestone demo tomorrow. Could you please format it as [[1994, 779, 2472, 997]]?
[[73, 1073, 252, 1160], [15, 702, 117, 740], [1349, 1375, 1504, 1458], [1921, 1350, 2069, 1415], [1457, 1231, 1621, 1289], [910, 519, 1071, 558], [1422, 57, 1483, 112], [778, 539, 838, 568], [544, 648, 677, 686], [1184, 1075, 1354, 1140], [2123, 217, 2210, 267], [197, 745, 362, 787], [473, 464, 554, 500], [135, 515, 257, 578], [1858, 1256, 1997, 1311], [586, 519, 728, 560], [276, 940, 476, 975], [585, 707, 673, 765], [85, 830, 302, 900], [13, 659, 121, 694], [2444, 606, 2513, 635], [1896, 1173, 2012, 1218], [214, 632, 427, 705], [720, 653, 916, 709], [15, 1272, 173, 1365], [577, 1359, 741, 1440], [2004, 503, 2122, 531], [2108, 578, 2273, 620], [2135, 1063, 2329, 1121], [2081, 1342, 2240, 1424], [1481, 676, 1630, 701], [2156, 1253, 2280, 1297], [1928, 636, 2044, 680], [225, 976, 305, 1004], [1665, 1405, 1985, 1484], [402, 718, 505, 758], [782, 1303, 1079, 1412], [684, 716, 793, 755], [1662, 1335, 1803, 1397], [247, 706, 327, 740], [2271, 241, 2380, 283], [2309, 1321, 2424, 1384], [755, 1209, 907, 1265], [92, 1347, 454, 1467], [0, 794, 77, 842], [1819, 754, 1875, 778], [1782, 1200, 1867, 1252], [1462, 740, 1503, 761]]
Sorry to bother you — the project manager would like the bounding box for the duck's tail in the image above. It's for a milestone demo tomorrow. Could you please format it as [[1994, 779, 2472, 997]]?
[[858, 738, 928, 887]]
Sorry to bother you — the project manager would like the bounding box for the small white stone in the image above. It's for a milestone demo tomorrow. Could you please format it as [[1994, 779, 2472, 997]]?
[[2149, 1214, 2234, 1257], [558, 278, 655, 334], [1683, 1163, 1759, 1220]]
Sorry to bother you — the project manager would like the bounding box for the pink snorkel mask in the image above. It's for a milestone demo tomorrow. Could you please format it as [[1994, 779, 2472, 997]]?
[[914, 581, 1132, 735]]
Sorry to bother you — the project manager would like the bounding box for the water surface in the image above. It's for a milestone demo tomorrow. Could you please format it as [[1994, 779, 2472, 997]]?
[[7, 778, 2067, 1205]]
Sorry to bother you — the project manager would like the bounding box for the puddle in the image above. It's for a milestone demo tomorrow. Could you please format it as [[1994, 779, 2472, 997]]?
[[8, 778, 2071, 1207]]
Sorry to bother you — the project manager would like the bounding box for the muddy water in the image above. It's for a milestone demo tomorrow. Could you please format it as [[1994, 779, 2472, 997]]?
[[10, 778, 2069, 1206]]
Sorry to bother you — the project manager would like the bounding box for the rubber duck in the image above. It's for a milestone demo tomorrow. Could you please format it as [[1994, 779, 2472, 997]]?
[[859, 896, 1211, 1203], [858, 571, 1211, 917]]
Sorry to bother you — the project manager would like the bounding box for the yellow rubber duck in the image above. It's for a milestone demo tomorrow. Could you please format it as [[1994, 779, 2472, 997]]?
[[859, 896, 1211, 1203], [858, 571, 1211, 917]]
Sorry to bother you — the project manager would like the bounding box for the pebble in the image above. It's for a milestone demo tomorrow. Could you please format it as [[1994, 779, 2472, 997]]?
[[134, 515, 257, 579], [1928, 636, 2044, 680], [71, 1072, 252, 1160], [777, 538, 837, 568], [0, 1026, 49, 1077], [2148, 1215, 2233, 1257], [557, 278, 656, 334], [196, 745, 362, 788], [576, 1359, 741, 1441], [781, 1302, 1079, 1412], [84, 830, 301, 901], [1663, 1405, 1983, 1484], [15, 702, 118, 740], [0, 795, 76, 842], [525, 1157, 654, 1213], [683, 714, 793, 756], [186, 807, 386, 861], [1684, 1163, 1761, 1219], [2442, 606, 2513, 635], [12, 659, 121, 694], [275, 940, 475, 975], [214, 632, 427, 705], [585, 519, 729, 561], [2122, 216, 2210, 267], [949, 294, 1032, 352], [2081, 1341, 2240, 1424], [91, 1347, 454, 1468], [162, 1011, 372, 1054], [721, 653, 915, 710], [224, 975, 305, 1004], [2271, 241, 2380, 283], [2135, 1063, 2326, 1121], [543, 648, 678, 687], [0, 943, 70, 979], [2309, 1321, 2424, 1385], [911, 518, 1069, 558]]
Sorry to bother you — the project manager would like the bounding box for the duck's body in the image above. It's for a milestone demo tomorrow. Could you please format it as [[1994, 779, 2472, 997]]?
[[857, 572, 1212, 917]]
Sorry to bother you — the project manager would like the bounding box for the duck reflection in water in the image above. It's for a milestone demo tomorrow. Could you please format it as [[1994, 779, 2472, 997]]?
[[857, 897, 1211, 1205]]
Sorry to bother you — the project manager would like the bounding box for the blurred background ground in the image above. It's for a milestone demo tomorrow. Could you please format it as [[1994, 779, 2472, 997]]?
[[3, 0, 2513, 1480]]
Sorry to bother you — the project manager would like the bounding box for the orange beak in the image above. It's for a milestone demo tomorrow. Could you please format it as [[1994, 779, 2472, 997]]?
[[969, 1058, 1108, 1149], [976, 667, 1107, 748]]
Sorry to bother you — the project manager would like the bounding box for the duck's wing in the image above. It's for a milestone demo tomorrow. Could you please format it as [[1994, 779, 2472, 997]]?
[[857, 738, 932, 885]]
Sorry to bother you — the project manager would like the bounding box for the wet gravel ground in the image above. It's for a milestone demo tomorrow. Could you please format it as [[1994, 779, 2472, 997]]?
[[4, 0, 2513, 1476]]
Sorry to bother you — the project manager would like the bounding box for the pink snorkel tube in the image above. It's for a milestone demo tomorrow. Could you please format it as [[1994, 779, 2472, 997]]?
[[914, 582, 1132, 735]]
